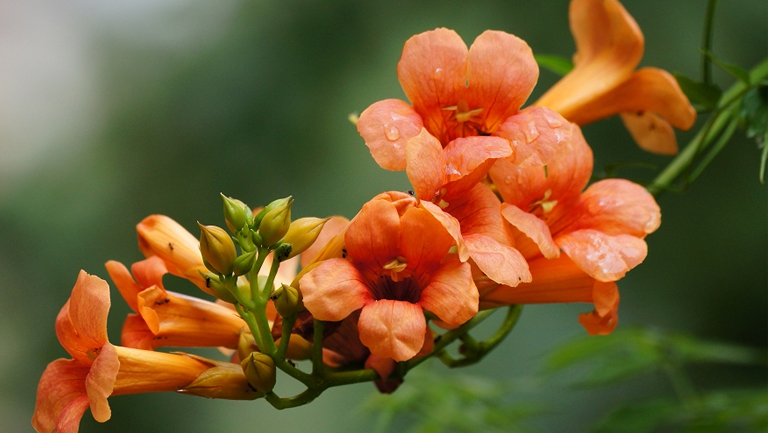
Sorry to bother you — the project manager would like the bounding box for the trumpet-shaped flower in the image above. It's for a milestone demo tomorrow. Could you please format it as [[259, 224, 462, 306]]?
[[535, 0, 695, 154], [300, 192, 478, 361], [105, 256, 247, 350], [32, 271, 258, 433], [358, 28, 572, 204], [485, 124, 660, 333]]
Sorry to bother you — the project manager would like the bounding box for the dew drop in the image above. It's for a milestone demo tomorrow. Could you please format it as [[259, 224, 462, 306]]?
[[384, 124, 400, 141], [523, 121, 540, 143], [544, 115, 562, 128], [445, 163, 461, 176]]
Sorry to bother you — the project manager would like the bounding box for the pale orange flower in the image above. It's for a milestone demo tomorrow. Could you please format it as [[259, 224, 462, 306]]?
[[358, 28, 572, 204], [485, 124, 660, 334], [105, 256, 247, 350], [32, 271, 257, 433], [299, 192, 478, 361], [535, 0, 696, 154]]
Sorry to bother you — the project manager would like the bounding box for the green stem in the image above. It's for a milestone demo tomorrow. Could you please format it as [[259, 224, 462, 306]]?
[[235, 303, 265, 351], [265, 388, 324, 410], [440, 305, 523, 368], [249, 247, 269, 302], [312, 319, 326, 376], [701, 0, 718, 85], [647, 57, 768, 196], [276, 313, 298, 360]]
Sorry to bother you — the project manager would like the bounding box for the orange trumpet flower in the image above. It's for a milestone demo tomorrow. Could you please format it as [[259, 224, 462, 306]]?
[[535, 0, 696, 154], [32, 271, 258, 433]]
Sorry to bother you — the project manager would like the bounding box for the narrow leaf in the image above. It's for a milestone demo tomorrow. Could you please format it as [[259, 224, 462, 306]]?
[[760, 132, 767, 183], [534, 54, 574, 76], [702, 50, 751, 84], [674, 73, 722, 110]]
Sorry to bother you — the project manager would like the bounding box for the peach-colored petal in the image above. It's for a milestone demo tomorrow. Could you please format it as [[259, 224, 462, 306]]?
[[130, 256, 167, 289], [579, 281, 620, 335], [398, 28, 468, 139], [358, 300, 426, 361], [495, 107, 572, 167], [120, 314, 154, 350], [345, 199, 401, 269], [56, 271, 111, 362], [85, 343, 118, 423], [620, 110, 678, 155], [419, 200, 468, 261], [465, 30, 538, 132], [419, 258, 478, 325], [365, 354, 397, 382], [536, 0, 643, 119], [464, 233, 531, 287], [446, 183, 511, 246], [32, 359, 89, 433], [441, 135, 512, 200], [300, 215, 349, 268], [556, 229, 647, 281], [405, 128, 445, 202], [300, 259, 371, 322], [550, 178, 661, 237], [105, 260, 142, 312], [501, 203, 560, 259], [592, 281, 620, 317], [399, 207, 454, 275], [358, 99, 424, 171]]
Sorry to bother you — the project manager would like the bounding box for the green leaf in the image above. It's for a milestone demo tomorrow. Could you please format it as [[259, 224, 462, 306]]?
[[591, 398, 680, 433], [702, 50, 752, 84], [674, 73, 722, 110], [760, 133, 767, 184], [534, 54, 574, 76], [739, 85, 768, 140]]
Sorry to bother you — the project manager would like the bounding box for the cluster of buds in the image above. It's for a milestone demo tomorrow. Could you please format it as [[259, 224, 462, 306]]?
[[33, 1, 698, 431]]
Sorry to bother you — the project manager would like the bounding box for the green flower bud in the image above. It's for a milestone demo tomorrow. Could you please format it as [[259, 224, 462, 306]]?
[[233, 250, 257, 276], [198, 223, 238, 275], [221, 194, 251, 233], [241, 352, 276, 393], [272, 283, 304, 317], [250, 229, 263, 248], [258, 198, 293, 247], [199, 271, 237, 303], [181, 357, 262, 400], [282, 217, 330, 259], [253, 196, 292, 229], [237, 330, 259, 364]]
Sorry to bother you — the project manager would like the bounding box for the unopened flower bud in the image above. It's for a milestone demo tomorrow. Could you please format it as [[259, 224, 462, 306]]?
[[258, 197, 293, 247], [237, 330, 259, 363], [241, 352, 276, 393], [253, 196, 292, 229], [277, 334, 313, 360], [282, 217, 330, 259], [221, 194, 251, 233], [233, 250, 257, 276], [250, 229, 263, 247], [198, 223, 237, 276], [199, 271, 236, 303], [181, 357, 262, 400], [272, 283, 303, 317]]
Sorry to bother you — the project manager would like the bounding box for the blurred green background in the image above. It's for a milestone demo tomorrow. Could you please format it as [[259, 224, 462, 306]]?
[[1, 0, 765, 431]]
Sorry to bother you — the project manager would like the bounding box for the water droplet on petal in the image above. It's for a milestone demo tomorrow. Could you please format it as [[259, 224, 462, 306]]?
[[544, 115, 562, 128], [523, 121, 540, 143], [384, 124, 400, 141], [445, 163, 461, 176]]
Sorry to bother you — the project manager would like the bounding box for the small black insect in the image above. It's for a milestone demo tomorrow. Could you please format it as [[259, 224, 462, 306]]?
[[205, 277, 211, 288], [407, 190, 415, 196], [342, 248, 348, 258], [168, 242, 174, 251]]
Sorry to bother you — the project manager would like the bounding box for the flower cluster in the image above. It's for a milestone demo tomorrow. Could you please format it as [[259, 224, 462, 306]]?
[[33, 0, 694, 431]]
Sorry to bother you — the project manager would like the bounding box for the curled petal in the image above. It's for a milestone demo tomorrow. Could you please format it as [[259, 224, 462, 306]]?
[[359, 300, 426, 361], [442, 135, 512, 200], [419, 200, 468, 261], [465, 30, 538, 131], [120, 314, 154, 350], [56, 271, 111, 362], [85, 343, 119, 423], [358, 99, 424, 171], [496, 107, 572, 167], [300, 259, 371, 322], [420, 259, 478, 325], [130, 256, 167, 290], [32, 359, 90, 433], [464, 233, 531, 287], [557, 229, 647, 281], [447, 183, 511, 246], [501, 204, 560, 259], [105, 260, 142, 312], [550, 178, 661, 237], [406, 128, 445, 201], [346, 199, 401, 269], [399, 207, 454, 275], [579, 282, 620, 335], [398, 28, 468, 138], [620, 111, 678, 155]]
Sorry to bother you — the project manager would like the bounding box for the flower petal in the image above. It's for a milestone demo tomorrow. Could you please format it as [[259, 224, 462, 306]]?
[[300, 216, 349, 268], [579, 281, 620, 335], [32, 359, 89, 433], [85, 343, 119, 423], [620, 110, 678, 155], [442, 135, 512, 200], [358, 99, 424, 171], [359, 300, 426, 361], [419, 200, 468, 261], [346, 198, 401, 269], [399, 206, 454, 276], [464, 233, 531, 287], [446, 183, 511, 246], [495, 107, 572, 167], [300, 259, 371, 322], [535, 0, 643, 121], [397, 28, 468, 139], [549, 178, 661, 237], [105, 260, 142, 312], [556, 229, 647, 281], [130, 256, 167, 289], [120, 314, 154, 350], [419, 258, 478, 325], [465, 30, 538, 132], [56, 271, 111, 362], [500, 203, 560, 259], [405, 128, 446, 201]]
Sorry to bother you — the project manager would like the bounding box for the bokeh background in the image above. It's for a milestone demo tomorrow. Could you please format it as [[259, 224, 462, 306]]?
[[1, 0, 765, 431]]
